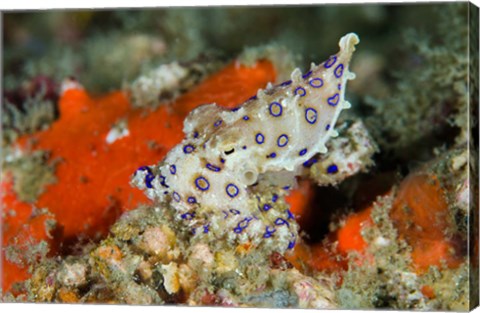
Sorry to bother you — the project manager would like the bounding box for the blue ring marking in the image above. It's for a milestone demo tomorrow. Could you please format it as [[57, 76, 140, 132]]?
[[172, 191, 181, 202], [248, 95, 257, 101], [277, 134, 289, 147], [255, 133, 265, 144], [327, 164, 339, 174], [324, 55, 337, 68], [159, 175, 169, 188], [231, 107, 240, 112], [136, 166, 152, 174], [145, 173, 155, 188], [283, 185, 290, 190], [263, 204, 272, 211], [294, 87, 306, 97], [238, 217, 252, 228], [338, 83, 341, 90], [286, 209, 295, 220], [299, 148, 307, 156], [220, 158, 225, 163], [334, 64, 344, 78], [181, 212, 195, 220], [302, 70, 312, 79], [243, 115, 250, 121], [280, 80, 292, 87], [288, 240, 296, 249], [195, 176, 210, 191], [203, 224, 210, 233], [169, 164, 176, 175], [233, 227, 244, 234], [233, 217, 253, 234], [191, 228, 196, 235], [269, 102, 283, 117], [275, 218, 289, 226], [303, 158, 318, 168], [222, 210, 229, 219], [164, 191, 169, 195], [183, 144, 195, 154], [242, 146, 247, 150], [325, 124, 331, 130], [309, 78, 324, 88], [328, 93, 340, 106], [272, 194, 278, 202], [226, 183, 239, 198], [267, 152, 277, 158], [193, 131, 199, 138], [229, 209, 240, 215], [206, 163, 221, 172], [263, 226, 276, 238], [305, 108, 318, 124], [214, 119, 223, 127], [187, 196, 197, 204]]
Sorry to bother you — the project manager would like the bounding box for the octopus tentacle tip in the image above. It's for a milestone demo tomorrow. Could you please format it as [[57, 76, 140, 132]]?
[[339, 32, 360, 52], [318, 145, 328, 154], [290, 68, 303, 82]]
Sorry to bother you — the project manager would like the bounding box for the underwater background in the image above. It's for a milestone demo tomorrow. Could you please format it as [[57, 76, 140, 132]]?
[[2, 2, 479, 310]]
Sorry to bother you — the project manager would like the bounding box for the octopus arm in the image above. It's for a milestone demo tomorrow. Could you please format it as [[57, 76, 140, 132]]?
[[183, 103, 224, 138]]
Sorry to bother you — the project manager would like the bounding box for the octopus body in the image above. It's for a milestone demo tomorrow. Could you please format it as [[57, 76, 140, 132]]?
[[133, 33, 360, 252]]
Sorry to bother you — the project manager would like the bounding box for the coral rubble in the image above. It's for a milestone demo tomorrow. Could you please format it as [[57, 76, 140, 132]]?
[[1, 58, 276, 293], [2, 33, 373, 309], [1, 3, 476, 310]]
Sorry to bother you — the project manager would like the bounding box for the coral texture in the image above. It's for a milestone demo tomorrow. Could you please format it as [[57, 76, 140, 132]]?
[[1, 59, 276, 293]]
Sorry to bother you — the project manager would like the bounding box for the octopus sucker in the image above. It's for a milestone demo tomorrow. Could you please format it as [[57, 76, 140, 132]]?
[[133, 33, 360, 252]]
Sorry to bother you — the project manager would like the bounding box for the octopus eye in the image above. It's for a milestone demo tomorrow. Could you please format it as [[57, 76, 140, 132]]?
[[224, 148, 235, 155]]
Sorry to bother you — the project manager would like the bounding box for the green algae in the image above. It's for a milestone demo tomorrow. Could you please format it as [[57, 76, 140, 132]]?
[[3, 150, 58, 203], [2, 94, 56, 146], [364, 3, 470, 163]]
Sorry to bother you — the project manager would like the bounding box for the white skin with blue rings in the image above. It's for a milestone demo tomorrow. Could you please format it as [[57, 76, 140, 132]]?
[[133, 33, 360, 252]]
